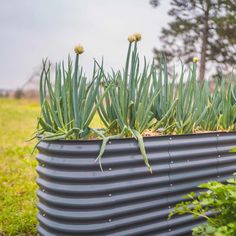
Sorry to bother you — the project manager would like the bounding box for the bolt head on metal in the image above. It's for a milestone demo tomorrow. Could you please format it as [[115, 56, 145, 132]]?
[[109, 193, 112, 197]]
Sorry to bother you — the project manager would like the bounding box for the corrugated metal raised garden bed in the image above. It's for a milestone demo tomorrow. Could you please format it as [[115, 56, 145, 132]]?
[[36, 132, 236, 236]]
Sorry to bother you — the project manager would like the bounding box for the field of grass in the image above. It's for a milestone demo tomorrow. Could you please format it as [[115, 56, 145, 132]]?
[[0, 99, 39, 235], [0, 98, 103, 235]]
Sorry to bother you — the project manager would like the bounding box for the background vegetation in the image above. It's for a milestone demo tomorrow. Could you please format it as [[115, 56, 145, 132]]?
[[151, 0, 236, 83]]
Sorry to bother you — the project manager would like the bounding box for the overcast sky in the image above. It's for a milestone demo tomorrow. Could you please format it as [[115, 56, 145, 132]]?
[[0, 0, 171, 90]]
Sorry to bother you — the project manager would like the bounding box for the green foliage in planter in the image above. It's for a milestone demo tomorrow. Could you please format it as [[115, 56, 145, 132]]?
[[36, 46, 104, 142], [169, 176, 236, 236], [151, 59, 236, 134], [35, 33, 236, 171], [35, 34, 160, 172], [96, 33, 158, 172]]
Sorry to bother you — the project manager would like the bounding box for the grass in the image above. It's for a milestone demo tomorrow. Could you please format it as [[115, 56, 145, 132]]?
[[0, 98, 103, 235], [0, 98, 39, 236]]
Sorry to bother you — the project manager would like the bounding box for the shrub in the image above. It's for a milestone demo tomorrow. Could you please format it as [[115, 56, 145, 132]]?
[[169, 176, 236, 236], [14, 89, 24, 99]]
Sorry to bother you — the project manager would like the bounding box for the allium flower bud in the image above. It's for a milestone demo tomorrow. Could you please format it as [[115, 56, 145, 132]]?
[[74, 44, 84, 54], [128, 35, 136, 43], [193, 57, 199, 63], [133, 33, 142, 42]]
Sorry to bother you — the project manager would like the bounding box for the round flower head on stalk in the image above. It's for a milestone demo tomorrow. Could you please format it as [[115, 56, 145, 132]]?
[[128, 35, 136, 43], [193, 57, 199, 63], [74, 44, 84, 54], [133, 33, 142, 42]]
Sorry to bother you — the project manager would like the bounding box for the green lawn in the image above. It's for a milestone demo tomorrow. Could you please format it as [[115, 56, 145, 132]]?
[[0, 99, 39, 235], [0, 98, 103, 235]]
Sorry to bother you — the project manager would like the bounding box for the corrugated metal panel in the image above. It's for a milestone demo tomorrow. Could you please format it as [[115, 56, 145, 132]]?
[[36, 132, 236, 236]]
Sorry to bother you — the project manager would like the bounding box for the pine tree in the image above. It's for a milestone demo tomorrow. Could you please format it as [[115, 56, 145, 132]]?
[[152, 0, 236, 83]]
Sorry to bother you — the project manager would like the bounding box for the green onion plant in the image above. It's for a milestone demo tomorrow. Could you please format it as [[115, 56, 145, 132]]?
[[34, 34, 236, 172], [96, 33, 158, 172], [35, 45, 104, 144]]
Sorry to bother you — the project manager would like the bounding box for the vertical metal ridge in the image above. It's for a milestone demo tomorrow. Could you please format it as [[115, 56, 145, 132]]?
[[37, 132, 236, 236]]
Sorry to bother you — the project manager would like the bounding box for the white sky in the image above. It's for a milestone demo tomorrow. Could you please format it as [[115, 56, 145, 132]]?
[[0, 0, 171, 89]]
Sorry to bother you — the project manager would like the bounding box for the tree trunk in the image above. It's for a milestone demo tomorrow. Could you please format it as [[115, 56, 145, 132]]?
[[199, 6, 210, 85]]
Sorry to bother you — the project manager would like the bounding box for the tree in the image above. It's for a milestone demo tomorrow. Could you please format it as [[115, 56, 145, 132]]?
[[14, 89, 24, 99], [152, 0, 236, 83]]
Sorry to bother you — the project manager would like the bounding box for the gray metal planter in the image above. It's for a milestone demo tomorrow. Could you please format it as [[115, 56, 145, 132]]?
[[36, 132, 236, 236]]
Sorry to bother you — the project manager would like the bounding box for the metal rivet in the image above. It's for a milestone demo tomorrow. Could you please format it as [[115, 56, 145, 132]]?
[[108, 141, 112, 144], [170, 161, 174, 164], [217, 134, 220, 137], [168, 206, 171, 209], [109, 193, 112, 197], [218, 155, 221, 158], [169, 137, 172, 140], [169, 229, 172, 232], [108, 219, 112, 222], [109, 168, 112, 171], [217, 175, 220, 178], [170, 184, 173, 187]]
